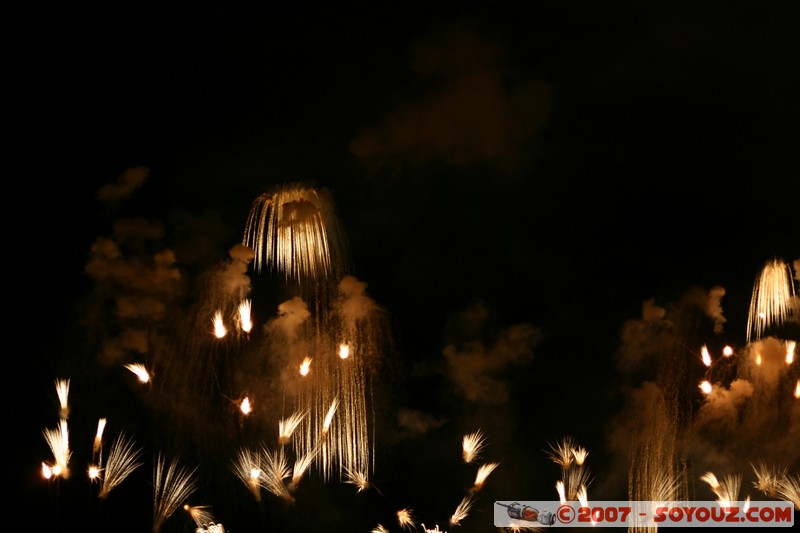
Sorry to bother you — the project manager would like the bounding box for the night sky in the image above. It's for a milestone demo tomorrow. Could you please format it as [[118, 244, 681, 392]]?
[[14, 4, 800, 532]]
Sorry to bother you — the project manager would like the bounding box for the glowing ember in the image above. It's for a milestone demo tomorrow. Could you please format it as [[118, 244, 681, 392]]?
[[213, 310, 227, 338], [299, 357, 312, 376], [239, 397, 252, 415], [238, 299, 253, 333], [701, 345, 712, 367], [338, 343, 350, 359]]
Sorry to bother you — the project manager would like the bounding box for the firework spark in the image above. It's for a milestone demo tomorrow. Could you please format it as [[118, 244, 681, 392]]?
[[751, 461, 787, 498], [231, 447, 262, 502], [462, 429, 486, 464], [555, 480, 566, 504], [55, 378, 70, 419], [98, 432, 143, 499], [184, 504, 215, 528], [289, 447, 318, 490], [397, 508, 416, 530], [124, 363, 151, 383], [701, 345, 712, 367], [338, 343, 350, 359], [322, 397, 338, 435], [371, 526, 390, 533], [472, 462, 499, 492], [299, 357, 312, 376], [152, 454, 198, 533], [42, 418, 70, 479], [449, 494, 475, 526], [239, 397, 252, 415], [548, 436, 591, 501], [242, 184, 349, 283], [259, 446, 294, 504], [238, 299, 253, 333], [212, 310, 227, 338], [787, 340, 796, 364], [546, 436, 575, 469], [701, 471, 741, 507], [746, 258, 797, 343], [776, 474, 800, 509], [278, 410, 307, 445], [93, 418, 107, 455], [344, 466, 370, 492]]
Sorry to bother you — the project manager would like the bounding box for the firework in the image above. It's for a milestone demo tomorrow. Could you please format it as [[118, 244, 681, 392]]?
[[242, 183, 349, 284], [746, 258, 797, 343], [371, 526, 389, 533], [787, 340, 796, 364], [449, 494, 475, 526], [299, 357, 312, 376], [546, 436, 575, 469], [152, 454, 198, 533], [238, 299, 253, 333], [555, 480, 566, 504], [776, 474, 800, 509], [462, 429, 486, 464], [701, 345, 712, 367], [278, 410, 307, 445], [701, 471, 741, 507], [212, 310, 227, 338], [397, 508, 416, 530], [258, 446, 294, 504], [231, 447, 262, 502], [93, 418, 107, 456], [547, 436, 591, 501], [751, 460, 787, 498], [472, 462, 499, 492], [289, 447, 317, 490], [124, 363, 151, 383], [42, 417, 70, 479], [344, 466, 370, 492], [239, 397, 252, 415], [98, 431, 143, 499], [322, 397, 339, 435], [184, 504, 215, 529], [55, 378, 70, 419]]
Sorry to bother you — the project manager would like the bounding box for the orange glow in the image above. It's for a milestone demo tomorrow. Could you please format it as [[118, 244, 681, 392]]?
[[240, 397, 252, 415], [701, 345, 712, 367], [213, 310, 227, 338], [299, 357, 312, 376], [699, 381, 712, 394], [238, 299, 253, 333], [722, 345, 734, 357], [338, 343, 350, 359]]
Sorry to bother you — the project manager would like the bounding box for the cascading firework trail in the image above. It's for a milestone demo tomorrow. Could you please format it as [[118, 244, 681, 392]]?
[[243, 184, 382, 484], [98, 431, 143, 499], [242, 183, 349, 290], [746, 257, 798, 343], [152, 454, 198, 533]]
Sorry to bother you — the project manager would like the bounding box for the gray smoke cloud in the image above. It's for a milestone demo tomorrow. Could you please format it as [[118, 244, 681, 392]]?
[[443, 302, 541, 406], [603, 284, 800, 502]]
